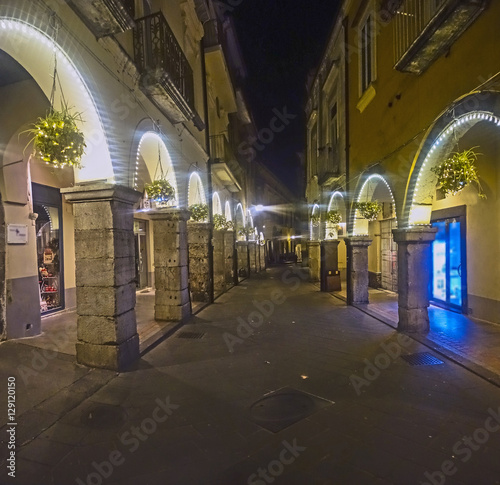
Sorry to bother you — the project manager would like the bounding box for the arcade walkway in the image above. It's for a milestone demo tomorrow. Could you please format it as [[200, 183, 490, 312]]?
[[1, 266, 500, 484]]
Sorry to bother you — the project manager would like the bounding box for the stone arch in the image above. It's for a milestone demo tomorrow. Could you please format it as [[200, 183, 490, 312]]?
[[188, 172, 206, 206], [235, 203, 245, 227], [225, 200, 232, 221], [405, 91, 500, 227], [353, 174, 397, 236], [0, 17, 113, 182], [135, 131, 178, 206], [310, 203, 320, 241], [326, 191, 346, 239], [212, 192, 222, 215]]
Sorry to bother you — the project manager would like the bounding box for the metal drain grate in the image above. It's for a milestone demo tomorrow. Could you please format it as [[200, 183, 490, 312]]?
[[401, 352, 444, 366], [177, 331, 205, 339]]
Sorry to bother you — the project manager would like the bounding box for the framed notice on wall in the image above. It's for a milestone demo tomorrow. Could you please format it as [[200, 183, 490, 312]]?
[[7, 224, 28, 244]]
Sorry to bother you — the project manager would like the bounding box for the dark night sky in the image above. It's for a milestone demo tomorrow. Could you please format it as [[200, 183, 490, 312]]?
[[230, 0, 341, 194]]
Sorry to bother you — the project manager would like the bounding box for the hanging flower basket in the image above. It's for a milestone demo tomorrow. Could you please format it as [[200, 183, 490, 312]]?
[[431, 148, 486, 199], [27, 108, 86, 168], [144, 178, 175, 207], [327, 210, 342, 225], [310, 213, 321, 227], [237, 226, 253, 238], [189, 203, 209, 222], [355, 201, 382, 221], [213, 214, 233, 230]]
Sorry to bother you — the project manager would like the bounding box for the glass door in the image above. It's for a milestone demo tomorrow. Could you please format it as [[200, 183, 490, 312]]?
[[431, 217, 465, 312]]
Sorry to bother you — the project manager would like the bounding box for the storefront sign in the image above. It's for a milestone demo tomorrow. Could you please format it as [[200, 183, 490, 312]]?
[[7, 224, 28, 244]]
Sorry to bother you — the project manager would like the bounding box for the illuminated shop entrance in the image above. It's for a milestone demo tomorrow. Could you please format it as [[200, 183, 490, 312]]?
[[33, 183, 64, 314], [430, 209, 467, 313], [134, 220, 148, 289]]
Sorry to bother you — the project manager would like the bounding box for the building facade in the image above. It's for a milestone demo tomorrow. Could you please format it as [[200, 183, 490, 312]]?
[[306, 0, 499, 331], [0, 0, 258, 369]]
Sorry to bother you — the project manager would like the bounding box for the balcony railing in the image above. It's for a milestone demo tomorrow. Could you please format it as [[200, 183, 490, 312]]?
[[68, 0, 135, 37], [393, 0, 487, 74], [134, 12, 195, 118], [210, 134, 235, 162], [210, 134, 242, 192]]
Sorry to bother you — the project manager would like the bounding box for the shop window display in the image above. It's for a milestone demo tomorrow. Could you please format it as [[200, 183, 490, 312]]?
[[35, 203, 62, 313]]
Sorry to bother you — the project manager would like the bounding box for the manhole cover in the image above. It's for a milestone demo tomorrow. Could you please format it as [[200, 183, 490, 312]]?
[[249, 388, 333, 433], [177, 331, 205, 339], [401, 352, 444, 366], [81, 404, 127, 429]]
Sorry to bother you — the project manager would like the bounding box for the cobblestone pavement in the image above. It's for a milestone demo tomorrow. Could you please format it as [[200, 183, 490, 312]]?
[[1, 265, 500, 485]]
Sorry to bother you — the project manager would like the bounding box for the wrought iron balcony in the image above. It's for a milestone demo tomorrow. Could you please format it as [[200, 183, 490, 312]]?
[[393, 0, 487, 74], [210, 134, 242, 192], [134, 12, 202, 127], [67, 0, 135, 37], [318, 144, 341, 186]]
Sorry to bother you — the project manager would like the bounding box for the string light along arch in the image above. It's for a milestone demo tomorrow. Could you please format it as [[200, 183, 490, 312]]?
[[408, 110, 500, 226], [353, 174, 396, 236], [187, 172, 206, 206]]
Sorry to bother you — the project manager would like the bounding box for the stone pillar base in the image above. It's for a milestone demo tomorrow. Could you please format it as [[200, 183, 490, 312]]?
[[188, 222, 212, 302], [236, 241, 249, 278], [213, 230, 225, 296], [249, 241, 257, 274], [151, 209, 191, 322], [76, 334, 139, 370], [346, 236, 372, 304], [224, 231, 235, 286], [61, 183, 141, 371], [307, 241, 321, 282], [393, 227, 437, 333]]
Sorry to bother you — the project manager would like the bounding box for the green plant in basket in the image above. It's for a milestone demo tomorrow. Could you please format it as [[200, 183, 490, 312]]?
[[26, 107, 86, 168], [310, 213, 321, 226], [213, 214, 233, 230], [144, 178, 175, 202], [189, 203, 209, 222], [431, 148, 486, 199], [327, 210, 342, 225], [354, 201, 381, 221]]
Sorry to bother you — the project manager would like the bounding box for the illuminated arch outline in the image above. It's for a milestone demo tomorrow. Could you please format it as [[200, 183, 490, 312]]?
[[212, 192, 222, 215], [188, 172, 206, 206], [225, 200, 232, 221], [407, 110, 500, 226], [353, 174, 396, 235], [310, 203, 320, 240], [0, 18, 113, 182], [135, 131, 178, 204]]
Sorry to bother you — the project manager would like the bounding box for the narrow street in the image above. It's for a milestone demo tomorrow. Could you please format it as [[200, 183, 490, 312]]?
[[1, 266, 500, 485]]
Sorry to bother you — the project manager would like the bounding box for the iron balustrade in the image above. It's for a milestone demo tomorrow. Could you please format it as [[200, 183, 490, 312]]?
[[393, 0, 445, 65], [210, 134, 235, 162], [133, 11, 195, 111]]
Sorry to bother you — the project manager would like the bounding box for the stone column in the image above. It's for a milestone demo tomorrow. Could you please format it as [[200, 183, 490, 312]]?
[[346, 236, 372, 304], [248, 240, 257, 274], [321, 240, 341, 291], [61, 184, 141, 371], [224, 230, 235, 287], [150, 209, 191, 321], [307, 241, 321, 282], [259, 243, 266, 271], [393, 227, 437, 333], [187, 222, 212, 302], [236, 240, 249, 278], [213, 229, 225, 297]]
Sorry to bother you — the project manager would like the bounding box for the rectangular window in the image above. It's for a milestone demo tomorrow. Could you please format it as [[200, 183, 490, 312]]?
[[330, 103, 338, 147], [360, 13, 374, 93]]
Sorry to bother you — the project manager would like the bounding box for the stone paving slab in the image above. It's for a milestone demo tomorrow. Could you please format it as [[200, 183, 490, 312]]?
[[1, 266, 500, 484]]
